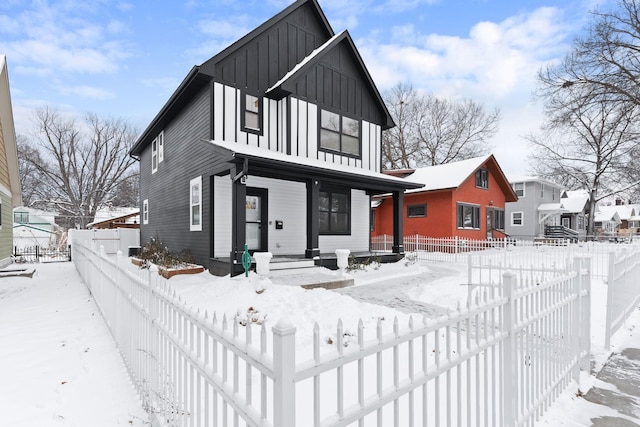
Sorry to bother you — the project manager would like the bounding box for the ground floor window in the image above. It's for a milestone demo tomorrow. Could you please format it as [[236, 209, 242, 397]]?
[[143, 199, 149, 224], [319, 187, 350, 234], [190, 176, 202, 231], [511, 211, 523, 226], [407, 204, 426, 218], [457, 203, 480, 229]]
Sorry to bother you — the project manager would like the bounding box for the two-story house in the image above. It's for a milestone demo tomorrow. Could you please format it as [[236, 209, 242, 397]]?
[[0, 56, 22, 268], [506, 177, 591, 240], [372, 155, 517, 240], [130, 0, 422, 276], [505, 176, 564, 240]]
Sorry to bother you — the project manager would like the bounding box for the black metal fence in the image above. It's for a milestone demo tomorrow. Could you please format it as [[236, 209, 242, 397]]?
[[13, 245, 72, 263]]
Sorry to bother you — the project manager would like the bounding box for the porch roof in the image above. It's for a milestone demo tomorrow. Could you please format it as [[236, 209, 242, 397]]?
[[204, 139, 424, 194]]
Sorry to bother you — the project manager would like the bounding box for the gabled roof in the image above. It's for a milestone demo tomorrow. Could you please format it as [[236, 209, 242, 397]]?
[[560, 191, 590, 213], [597, 204, 638, 221], [200, 0, 334, 76], [594, 209, 621, 224], [131, 0, 393, 156], [265, 30, 394, 129], [390, 155, 517, 201], [0, 56, 22, 207]]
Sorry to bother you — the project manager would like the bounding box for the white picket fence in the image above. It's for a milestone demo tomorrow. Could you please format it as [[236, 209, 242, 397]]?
[[371, 234, 635, 279], [71, 237, 595, 427], [605, 247, 640, 348]]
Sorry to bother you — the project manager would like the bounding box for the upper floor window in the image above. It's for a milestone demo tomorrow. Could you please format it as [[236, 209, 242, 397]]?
[[190, 176, 202, 232], [407, 204, 426, 218], [457, 203, 480, 229], [319, 109, 360, 157], [151, 131, 164, 174], [540, 184, 545, 198], [243, 93, 262, 134], [513, 182, 524, 197], [319, 187, 350, 235], [14, 211, 29, 224], [475, 168, 489, 189]]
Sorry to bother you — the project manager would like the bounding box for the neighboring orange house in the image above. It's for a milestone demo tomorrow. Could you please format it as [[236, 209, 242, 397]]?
[[372, 155, 518, 240]]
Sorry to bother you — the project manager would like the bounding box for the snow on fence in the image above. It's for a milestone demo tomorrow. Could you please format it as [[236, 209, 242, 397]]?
[[371, 235, 636, 279], [72, 238, 593, 427], [605, 246, 640, 348]]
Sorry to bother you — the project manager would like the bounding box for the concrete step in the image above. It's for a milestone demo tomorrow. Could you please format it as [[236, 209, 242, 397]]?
[[269, 259, 315, 270]]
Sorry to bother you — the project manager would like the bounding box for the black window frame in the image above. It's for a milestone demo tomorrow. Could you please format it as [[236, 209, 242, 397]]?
[[457, 203, 481, 229], [475, 168, 489, 189], [318, 108, 361, 158], [407, 204, 427, 218], [319, 186, 351, 235], [241, 92, 263, 135]]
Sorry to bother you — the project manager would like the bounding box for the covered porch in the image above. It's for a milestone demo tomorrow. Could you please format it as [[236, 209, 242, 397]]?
[[205, 140, 423, 276]]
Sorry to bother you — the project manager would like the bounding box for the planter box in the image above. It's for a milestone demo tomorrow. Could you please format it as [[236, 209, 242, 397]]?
[[158, 264, 205, 279], [130, 258, 205, 279]]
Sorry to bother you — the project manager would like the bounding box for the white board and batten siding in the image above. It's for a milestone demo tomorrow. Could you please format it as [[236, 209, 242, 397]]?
[[214, 176, 369, 256], [212, 83, 382, 174], [212, 82, 286, 153], [290, 97, 382, 173], [213, 176, 307, 257], [318, 189, 370, 253]]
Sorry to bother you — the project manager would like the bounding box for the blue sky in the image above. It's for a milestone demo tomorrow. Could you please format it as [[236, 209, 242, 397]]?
[[0, 0, 607, 175]]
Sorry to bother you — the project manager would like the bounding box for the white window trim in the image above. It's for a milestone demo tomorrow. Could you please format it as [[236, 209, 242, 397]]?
[[514, 182, 525, 198], [143, 199, 149, 224], [511, 211, 524, 226], [158, 131, 164, 163], [190, 176, 202, 232]]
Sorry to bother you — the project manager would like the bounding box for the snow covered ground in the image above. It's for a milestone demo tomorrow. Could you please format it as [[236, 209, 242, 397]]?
[[1, 257, 638, 426]]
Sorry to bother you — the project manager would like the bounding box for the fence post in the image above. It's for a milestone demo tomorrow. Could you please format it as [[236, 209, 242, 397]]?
[[273, 318, 296, 427], [502, 270, 517, 427], [148, 264, 160, 413], [604, 252, 616, 349], [576, 256, 592, 374]]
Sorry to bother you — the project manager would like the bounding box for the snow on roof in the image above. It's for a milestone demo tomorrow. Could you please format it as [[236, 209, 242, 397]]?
[[538, 203, 568, 213], [597, 204, 637, 221], [206, 139, 423, 188], [399, 155, 491, 193], [594, 210, 621, 223], [267, 31, 346, 94], [507, 175, 563, 188], [560, 192, 589, 213]]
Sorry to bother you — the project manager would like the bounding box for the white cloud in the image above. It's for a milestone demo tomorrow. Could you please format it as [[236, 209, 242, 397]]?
[[0, 1, 131, 76], [58, 85, 115, 100], [357, 6, 576, 173]]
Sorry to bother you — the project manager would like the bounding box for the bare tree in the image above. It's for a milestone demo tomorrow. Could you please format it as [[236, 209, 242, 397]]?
[[382, 82, 421, 169], [382, 82, 499, 169], [19, 106, 139, 228], [539, 0, 640, 108], [534, 0, 640, 223], [528, 83, 640, 236]]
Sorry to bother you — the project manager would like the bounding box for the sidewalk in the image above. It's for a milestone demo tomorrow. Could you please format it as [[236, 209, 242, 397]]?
[[0, 262, 147, 426], [584, 347, 640, 426]]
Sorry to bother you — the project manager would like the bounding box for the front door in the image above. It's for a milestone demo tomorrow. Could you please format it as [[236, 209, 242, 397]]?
[[486, 207, 493, 239], [246, 188, 268, 252]]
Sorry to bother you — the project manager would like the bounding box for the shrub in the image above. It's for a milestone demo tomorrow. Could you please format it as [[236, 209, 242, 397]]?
[[139, 236, 195, 269]]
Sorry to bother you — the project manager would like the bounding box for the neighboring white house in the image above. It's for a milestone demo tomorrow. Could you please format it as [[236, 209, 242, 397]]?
[[593, 208, 622, 240], [13, 207, 60, 249]]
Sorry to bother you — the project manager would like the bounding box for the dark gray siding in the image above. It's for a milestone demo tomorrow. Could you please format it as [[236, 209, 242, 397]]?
[[216, 3, 328, 93], [140, 86, 225, 266], [290, 41, 384, 125]]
